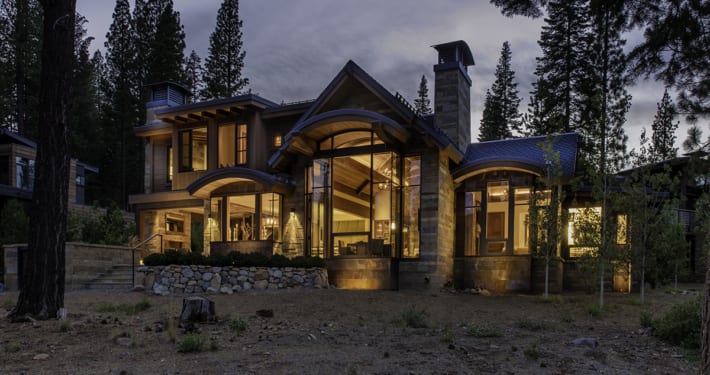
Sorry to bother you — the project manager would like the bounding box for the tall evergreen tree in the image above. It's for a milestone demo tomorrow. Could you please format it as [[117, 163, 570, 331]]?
[[478, 41, 521, 141], [10, 0, 76, 321], [183, 49, 203, 100], [576, 2, 630, 174], [525, 0, 587, 136], [649, 89, 679, 162], [68, 15, 101, 166], [146, 1, 185, 84], [104, 0, 140, 207], [413, 75, 431, 115], [202, 0, 248, 98], [0, 0, 43, 136]]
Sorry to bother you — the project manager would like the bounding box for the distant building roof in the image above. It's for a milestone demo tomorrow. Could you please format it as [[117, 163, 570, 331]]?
[[0, 128, 36, 149], [454, 133, 579, 181]]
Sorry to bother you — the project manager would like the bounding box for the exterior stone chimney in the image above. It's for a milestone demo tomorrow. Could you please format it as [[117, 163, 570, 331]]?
[[145, 81, 192, 124], [432, 41, 474, 152]]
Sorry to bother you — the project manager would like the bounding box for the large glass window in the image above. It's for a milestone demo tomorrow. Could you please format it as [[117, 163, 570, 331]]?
[[464, 191, 482, 256], [402, 156, 420, 258], [568, 207, 601, 257], [178, 127, 207, 171], [227, 195, 256, 241], [237, 124, 247, 165], [308, 159, 330, 258], [513, 188, 531, 254], [210, 193, 282, 244], [306, 131, 406, 258], [218, 124, 235, 167], [486, 181, 509, 253], [15, 156, 34, 190], [261, 193, 281, 241]]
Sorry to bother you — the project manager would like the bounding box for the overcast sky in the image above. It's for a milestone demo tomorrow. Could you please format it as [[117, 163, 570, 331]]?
[[77, 0, 689, 153]]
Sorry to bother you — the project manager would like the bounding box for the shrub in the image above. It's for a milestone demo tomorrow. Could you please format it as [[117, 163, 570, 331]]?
[[650, 298, 701, 349], [397, 305, 428, 328], [142, 250, 326, 268], [465, 323, 503, 338], [228, 317, 248, 335], [95, 298, 151, 315], [177, 334, 206, 353], [515, 319, 547, 331]]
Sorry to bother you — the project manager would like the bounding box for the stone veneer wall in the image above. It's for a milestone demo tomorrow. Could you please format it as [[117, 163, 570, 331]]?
[[400, 149, 455, 290], [136, 265, 328, 295]]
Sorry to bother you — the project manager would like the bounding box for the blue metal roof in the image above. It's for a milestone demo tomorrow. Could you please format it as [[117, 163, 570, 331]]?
[[457, 133, 580, 178]]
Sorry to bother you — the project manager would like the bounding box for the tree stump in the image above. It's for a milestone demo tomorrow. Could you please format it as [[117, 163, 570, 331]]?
[[179, 296, 216, 327]]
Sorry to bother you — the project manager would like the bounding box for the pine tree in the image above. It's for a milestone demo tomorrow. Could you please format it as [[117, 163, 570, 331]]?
[[0, 0, 43, 136], [525, 0, 587, 136], [576, 3, 630, 174], [146, 1, 186, 84], [104, 0, 141, 207], [68, 15, 101, 167], [478, 41, 521, 141], [202, 0, 248, 98], [649, 89, 679, 162], [184, 49, 203, 100], [10, 0, 75, 321], [413, 75, 431, 115]]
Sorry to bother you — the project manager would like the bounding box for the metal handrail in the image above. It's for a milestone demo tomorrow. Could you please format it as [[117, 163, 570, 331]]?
[[131, 233, 163, 287]]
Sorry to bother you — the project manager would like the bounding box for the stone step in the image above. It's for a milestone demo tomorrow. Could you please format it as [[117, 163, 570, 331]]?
[[83, 264, 135, 291]]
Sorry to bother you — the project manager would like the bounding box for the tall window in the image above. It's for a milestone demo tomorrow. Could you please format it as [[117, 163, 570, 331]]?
[[209, 193, 282, 243], [15, 156, 34, 190], [486, 181, 508, 253], [167, 145, 173, 182], [402, 156, 420, 258], [178, 127, 207, 171], [568, 207, 602, 257], [464, 191, 482, 256], [513, 188, 530, 254], [218, 124, 236, 167], [237, 124, 247, 165], [307, 159, 330, 258]]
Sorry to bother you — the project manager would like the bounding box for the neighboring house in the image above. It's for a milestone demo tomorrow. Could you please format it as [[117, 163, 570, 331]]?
[[133, 40, 697, 292], [0, 128, 97, 208]]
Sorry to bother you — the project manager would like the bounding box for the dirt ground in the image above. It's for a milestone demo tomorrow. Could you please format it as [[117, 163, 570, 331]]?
[[0, 285, 701, 375]]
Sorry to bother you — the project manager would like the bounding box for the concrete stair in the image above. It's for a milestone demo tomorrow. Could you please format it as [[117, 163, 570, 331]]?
[[83, 264, 135, 291]]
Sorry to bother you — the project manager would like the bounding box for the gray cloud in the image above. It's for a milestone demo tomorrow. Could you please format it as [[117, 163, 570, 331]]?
[[78, 0, 690, 152]]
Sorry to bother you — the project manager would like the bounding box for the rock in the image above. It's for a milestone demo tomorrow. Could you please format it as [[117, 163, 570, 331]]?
[[219, 286, 233, 295], [115, 337, 132, 347], [270, 269, 283, 278], [571, 337, 598, 348], [202, 272, 213, 281], [479, 289, 491, 296], [243, 281, 252, 290], [182, 268, 194, 278], [210, 273, 222, 290], [179, 296, 216, 327], [33, 353, 49, 360], [254, 269, 269, 281], [254, 280, 269, 290]]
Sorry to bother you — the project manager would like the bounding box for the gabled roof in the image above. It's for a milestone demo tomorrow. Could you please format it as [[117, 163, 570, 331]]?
[[298, 60, 417, 124], [0, 128, 36, 149], [454, 133, 579, 182], [269, 60, 463, 170]]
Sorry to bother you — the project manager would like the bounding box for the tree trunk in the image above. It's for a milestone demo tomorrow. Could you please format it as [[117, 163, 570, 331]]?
[[9, 0, 76, 321], [702, 267, 710, 374]]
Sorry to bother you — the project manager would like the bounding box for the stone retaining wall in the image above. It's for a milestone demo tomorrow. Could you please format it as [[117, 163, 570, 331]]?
[[136, 265, 328, 295]]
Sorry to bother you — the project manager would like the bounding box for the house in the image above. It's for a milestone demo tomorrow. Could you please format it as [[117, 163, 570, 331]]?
[[130, 40, 592, 291], [0, 128, 97, 208]]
